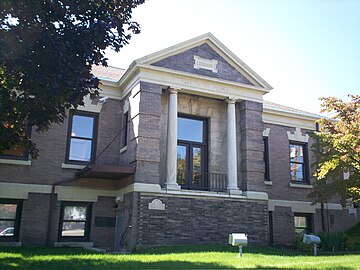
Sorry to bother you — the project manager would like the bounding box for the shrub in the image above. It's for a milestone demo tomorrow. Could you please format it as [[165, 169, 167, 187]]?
[[345, 223, 360, 251], [293, 235, 313, 252], [318, 231, 346, 251]]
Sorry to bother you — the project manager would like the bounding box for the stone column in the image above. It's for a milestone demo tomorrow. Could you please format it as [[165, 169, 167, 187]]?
[[165, 88, 180, 190], [226, 98, 240, 193]]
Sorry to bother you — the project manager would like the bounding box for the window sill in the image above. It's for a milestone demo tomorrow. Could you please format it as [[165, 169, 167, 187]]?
[[61, 163, 86, 170], [0, 159, 31, 166], [264, 181, 273, 186], [120, 146, 127, 153], [290, 183, 313, 189], [0, 242, 22, 247], [54, 242, 93, 248]]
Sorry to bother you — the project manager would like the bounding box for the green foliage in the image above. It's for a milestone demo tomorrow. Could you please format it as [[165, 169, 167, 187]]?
[[293, 235, 314, 252], [318, 231, 346, 251], [345, 223, 360, 251], [0, 0, 144, 157], [310, 94, 360, 204]]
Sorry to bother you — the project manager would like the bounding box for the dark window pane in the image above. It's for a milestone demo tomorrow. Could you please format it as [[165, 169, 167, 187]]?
[[0, 204, 17, 219], [123, 112, 128, 147], [0, 221, 15, 236], [63, 206, 87, 221], [290, 144, 304, 162], [69, 139, 92, 161], [264, 137, 270, 180], [177, 145, 187, 185], [192, 147, 202, 186], [178, 118, 203, 142], [290, 163, 304, 181], [62, 222, 85, 237], [0, 145, 25, 157], [71, 115, 94, 139]]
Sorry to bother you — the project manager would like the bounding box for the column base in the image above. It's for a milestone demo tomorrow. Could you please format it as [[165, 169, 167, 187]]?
[[227, 188, 242, 195], [165, 182, 181, 190]]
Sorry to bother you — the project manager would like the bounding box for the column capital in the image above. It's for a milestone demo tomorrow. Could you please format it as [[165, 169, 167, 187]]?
[[225, 97, 237, 104], [168, 86, 181, 94]]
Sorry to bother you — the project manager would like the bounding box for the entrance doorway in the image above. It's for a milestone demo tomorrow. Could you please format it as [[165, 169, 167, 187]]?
[[176, 116, 207, 190]]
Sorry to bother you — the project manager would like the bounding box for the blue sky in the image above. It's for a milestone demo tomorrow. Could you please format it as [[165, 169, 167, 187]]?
[[105, 0, 360, 114]]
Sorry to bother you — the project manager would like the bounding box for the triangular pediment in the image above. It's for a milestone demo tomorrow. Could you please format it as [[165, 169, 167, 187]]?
[[135, 33, 272, 90]]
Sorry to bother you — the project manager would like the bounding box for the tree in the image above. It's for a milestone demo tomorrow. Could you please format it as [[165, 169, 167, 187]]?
[[310, 94, 360, 206], [0, 0, 144, 158]]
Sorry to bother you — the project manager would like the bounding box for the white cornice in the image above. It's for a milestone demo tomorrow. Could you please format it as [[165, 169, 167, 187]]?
[[139, 64, 269, 92], [263, 107, 319, 130], [126, 65, 266, 103]]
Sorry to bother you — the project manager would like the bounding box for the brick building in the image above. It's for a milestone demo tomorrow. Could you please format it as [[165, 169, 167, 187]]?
[[0, 33, 358, 251]]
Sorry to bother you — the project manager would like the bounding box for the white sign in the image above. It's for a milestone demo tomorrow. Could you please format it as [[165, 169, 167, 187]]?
[[148, 199, 165, 210], [194, 55, 218, 73]]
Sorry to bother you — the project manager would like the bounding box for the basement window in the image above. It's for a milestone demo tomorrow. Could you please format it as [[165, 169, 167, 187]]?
[[58, 202, 92, 242], [294, 213, 312, 237], [0, 200, 22, 242]]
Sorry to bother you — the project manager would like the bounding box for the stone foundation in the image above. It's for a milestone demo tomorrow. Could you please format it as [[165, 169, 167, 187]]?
[[136, 193, 269, 247]]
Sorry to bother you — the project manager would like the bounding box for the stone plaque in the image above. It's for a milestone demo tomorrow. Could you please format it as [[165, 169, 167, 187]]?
[[94, 217, 116, 227], [148, 199, 165, 210], [194, 55, 218, 73]]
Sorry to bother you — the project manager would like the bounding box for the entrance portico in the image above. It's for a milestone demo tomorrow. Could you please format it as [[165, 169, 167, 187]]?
[[164, 87, 240, 193]]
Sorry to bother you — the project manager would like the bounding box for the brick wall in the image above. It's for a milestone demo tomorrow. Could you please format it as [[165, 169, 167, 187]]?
[[20, 193, 51, 246], [137, 193, 268, 246], [118, 192, 140, 251], [152, 43, 253, 85], [90, 196, 116, 251], [133, 82, 162, 184], [18, 192, 117, 250], [0, 99, 123, 186], [264, 123, 317, 202], [239, 100, 265, 192], [272, 206, 294, 245]]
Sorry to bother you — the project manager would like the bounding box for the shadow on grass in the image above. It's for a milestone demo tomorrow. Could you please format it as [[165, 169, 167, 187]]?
[[0, 257, 356, 270], [136, 244, 360, 257], [0, 257, 232, 270]]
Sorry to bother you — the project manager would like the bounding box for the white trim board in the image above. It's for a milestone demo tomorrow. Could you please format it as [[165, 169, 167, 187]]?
[[268, 199, 343, 213], [0, 182, 268, 202]]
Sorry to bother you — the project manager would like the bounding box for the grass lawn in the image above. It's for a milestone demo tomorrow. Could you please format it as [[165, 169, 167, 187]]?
[[0, 244, 359, 270]]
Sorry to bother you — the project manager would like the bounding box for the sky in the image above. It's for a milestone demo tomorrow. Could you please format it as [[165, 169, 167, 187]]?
[[105, 0, 360, 114]]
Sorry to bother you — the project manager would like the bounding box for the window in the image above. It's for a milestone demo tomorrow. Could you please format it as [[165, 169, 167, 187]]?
[[66, 111, 98, 164], [264, 137, 270, 181], [0, 200, 22, 242], [289, 143, 308, 183], [122, 112, 129, 147], [58, 202, 92, 242], [294, 213, 312, 237], [177, 116, 208, 190], [0, 125, 31, 160]]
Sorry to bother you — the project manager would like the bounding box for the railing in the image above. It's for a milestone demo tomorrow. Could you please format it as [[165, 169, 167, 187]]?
[[177, 171, 227, 192], [205, 172, 227, 192]]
